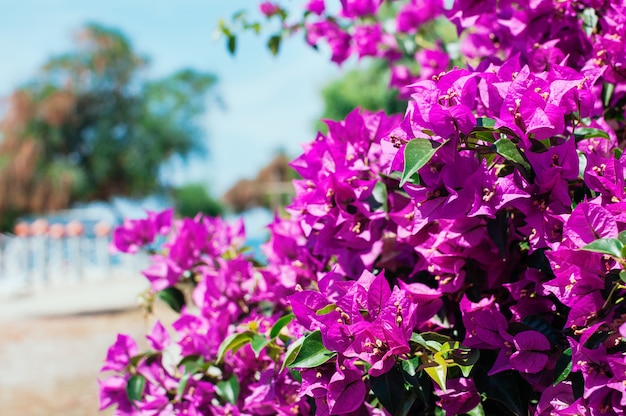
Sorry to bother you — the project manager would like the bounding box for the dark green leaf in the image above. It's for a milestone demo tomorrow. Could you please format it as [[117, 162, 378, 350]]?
[[216, 331, 254, 363], [288, 330, 336, 369], [401, 368, 433, 409], [583, 329, 611, 350], [289, 369, 302, 383], [370, 365, 407, 415], [579, 238, 624, 258], [470, 129, 497, 144], [620, 270, 626, 283], [400, 139, 445, 187], [618, 231, 626, 246], [227, 35, 237, 55], [554, 348, 572, 385], [250, 334, 271, 358], [487, 213, 509, 259], [522, 315, 560, 346], [574, 127, 610, 141], [268, 35, 281, 56], [450, 346, 480, 367], [475, 370, 529, 416], [157, 287, 185, 313], [216, 374, 239, 405], [494, 138, 531, 171], [126, 375, 146, 402], [269, 314, 294, 339]]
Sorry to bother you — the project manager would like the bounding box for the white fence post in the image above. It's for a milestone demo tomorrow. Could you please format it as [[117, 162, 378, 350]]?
[[0, 219, 147, 298]]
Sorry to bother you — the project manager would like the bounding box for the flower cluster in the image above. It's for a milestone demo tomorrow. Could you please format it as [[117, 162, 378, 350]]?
[[100, 1, 626, 415]]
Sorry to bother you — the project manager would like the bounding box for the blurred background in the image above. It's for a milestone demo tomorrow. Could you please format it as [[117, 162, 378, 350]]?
[[0, 0, 401, 414]]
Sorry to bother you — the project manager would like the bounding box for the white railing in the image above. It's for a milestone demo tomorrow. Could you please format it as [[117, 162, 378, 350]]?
[[0, 223, 148, 297]]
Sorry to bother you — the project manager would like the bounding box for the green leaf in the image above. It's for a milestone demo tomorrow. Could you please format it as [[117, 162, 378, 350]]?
[[227, 35, 237, 55], [574, 127, 610, 141], [620, 270, 626, 283], [157, 287, 185, 313], [477, 117, 496, 128], [466, 403, 487, 416], [494, 138, 531, 171], [287, 330, 336, 369], [231, 9, 245, 21], [126, 375, 146, 402], [582, 8, 599, 36], [289, 369, 302, 383], [250, 334, 271, 358], [410, 332, 449, 352], [423, 352, 447, 391], [401, 355, 421, 376], [268, 35, 281, 56], [281, 335, 305, 372], [602, 82, 615, 108], [577, 151, 587, 180], [129, 352, 150, 368], [218, 19, 231, 36], [216, 374, 240, 405], [372, 181, 388, 212], [554, 348, 572, 385], [269, 314, 294, 339], [176, 373, 191, 400], [178, 355, 205, 373], [618, 231, 626, 246], [579, 238, 624, 258], [315, 304, 337, 316], [216, 331, 254, 363], [469, 129, 497, 144], [249, 22, 262, 34], [400, 138, 445, 187]]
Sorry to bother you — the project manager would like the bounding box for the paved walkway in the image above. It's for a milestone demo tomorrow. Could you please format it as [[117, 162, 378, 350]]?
[[0, 275, 150, 321]]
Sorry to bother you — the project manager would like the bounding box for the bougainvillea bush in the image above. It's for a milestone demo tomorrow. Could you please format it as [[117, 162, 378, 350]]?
[[100, 1, 626, 415]]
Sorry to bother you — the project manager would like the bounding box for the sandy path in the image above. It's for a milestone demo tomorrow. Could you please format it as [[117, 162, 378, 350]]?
[[0, 278, 177, 415]]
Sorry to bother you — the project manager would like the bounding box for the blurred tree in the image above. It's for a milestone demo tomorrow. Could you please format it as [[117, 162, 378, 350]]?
[[223, 152, 296, 213], [172, 183, 224, 218], [316, 60, 405, 131], [0, 23, 217, 230]]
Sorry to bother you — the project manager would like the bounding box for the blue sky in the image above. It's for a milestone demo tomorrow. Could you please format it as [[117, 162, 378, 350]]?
[[0, 0, 347, 196]]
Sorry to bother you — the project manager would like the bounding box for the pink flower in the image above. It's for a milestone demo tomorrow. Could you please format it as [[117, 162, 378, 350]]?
[[305, 0, 325, 15], [259, 1, 280, 17]]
